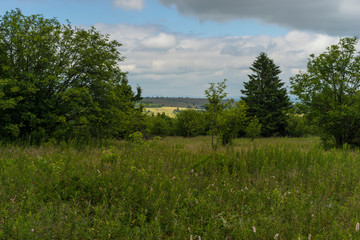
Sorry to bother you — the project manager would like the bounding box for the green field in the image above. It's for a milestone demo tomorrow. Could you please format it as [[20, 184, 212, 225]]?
[[1, 137, 360, 239]]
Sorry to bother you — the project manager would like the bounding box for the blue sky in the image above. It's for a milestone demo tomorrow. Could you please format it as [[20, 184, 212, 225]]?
[[1, 0, 359, 97]]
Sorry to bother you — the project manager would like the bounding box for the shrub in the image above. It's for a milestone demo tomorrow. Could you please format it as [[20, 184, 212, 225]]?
[[175, 109, 205, 137]]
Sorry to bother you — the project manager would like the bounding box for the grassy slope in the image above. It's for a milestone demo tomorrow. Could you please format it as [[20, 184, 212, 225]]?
[[1, 137, 360, 239]]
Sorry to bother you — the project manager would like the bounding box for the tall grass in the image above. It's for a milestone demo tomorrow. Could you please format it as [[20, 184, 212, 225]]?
[[1, 137, 360, 239]]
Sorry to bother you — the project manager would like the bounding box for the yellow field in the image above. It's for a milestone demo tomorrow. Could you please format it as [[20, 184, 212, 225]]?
[[145, 107, 189, 117]]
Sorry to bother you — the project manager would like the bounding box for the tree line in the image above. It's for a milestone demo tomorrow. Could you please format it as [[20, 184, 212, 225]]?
[[1, 9, 360, 147]]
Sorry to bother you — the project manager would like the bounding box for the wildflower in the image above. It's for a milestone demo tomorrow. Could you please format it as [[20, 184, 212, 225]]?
[[308, 234, 311, 240], [190, 235, 193, 240], [356, 222, 359, 231], [245, 186, 249, 191], [198, 236, 201, 240], [274, 233, 279, 239], [31, 229, 34, 232], [252, 226, 256, 233]]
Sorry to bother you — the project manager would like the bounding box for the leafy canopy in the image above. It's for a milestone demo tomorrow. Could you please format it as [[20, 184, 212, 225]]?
[[0, 9, 143, 141], [291, 37, 360, 147], [204, 79, 230, 148], [217, 101, 248, 145]]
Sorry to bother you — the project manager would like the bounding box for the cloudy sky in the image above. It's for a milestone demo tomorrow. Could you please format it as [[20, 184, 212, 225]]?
[[2, 0, 360, 97]]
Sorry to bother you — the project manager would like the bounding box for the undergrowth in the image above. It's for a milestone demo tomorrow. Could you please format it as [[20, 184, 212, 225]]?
[[1, 137, 360, 239]]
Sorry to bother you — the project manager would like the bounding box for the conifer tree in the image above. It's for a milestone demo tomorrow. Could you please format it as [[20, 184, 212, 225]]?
[[241, 52, 291, 137]]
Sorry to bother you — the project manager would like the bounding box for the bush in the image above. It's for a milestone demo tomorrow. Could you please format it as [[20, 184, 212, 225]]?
[[245, 117, 262, 141], [286, 114, 319, 137], [175, 109, 205, 137], [146, 113, 174, 137], [217, 101, 248, 145]]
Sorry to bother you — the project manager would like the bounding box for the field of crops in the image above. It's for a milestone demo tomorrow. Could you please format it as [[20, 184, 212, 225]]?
[[1, 137, 360, 239], [145, 107, 189, 117]]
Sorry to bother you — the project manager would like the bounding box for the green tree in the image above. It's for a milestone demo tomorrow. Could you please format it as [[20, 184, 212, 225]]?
[[217, 101, 248, 145], [241, 52, 291, 137], [245, 117, 262, 141], [175, 109, 205, 137], [204, 79, 229, 149], [0, 9, 143, 141], [291, 37, 360, 147], [146, 113, 173, 137]]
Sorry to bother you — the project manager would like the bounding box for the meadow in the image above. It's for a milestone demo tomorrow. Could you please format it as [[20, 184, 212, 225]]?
[[1, 136, 360, 239], [145, 107, 189, 117]]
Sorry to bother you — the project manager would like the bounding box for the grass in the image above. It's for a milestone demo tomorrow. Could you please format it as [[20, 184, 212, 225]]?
[[1, 136, 360, 239]]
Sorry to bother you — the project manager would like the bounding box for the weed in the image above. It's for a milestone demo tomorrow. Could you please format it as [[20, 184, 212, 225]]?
[[1, 136, 360, 239]]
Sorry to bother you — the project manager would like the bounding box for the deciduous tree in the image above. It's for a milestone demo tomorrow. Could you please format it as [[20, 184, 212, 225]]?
[[291, 37, 360, 147], [0, 9, 143, 141], [204, 79, 228, 149], [217, 101, 248, 145], [175, 109, 205, 137]]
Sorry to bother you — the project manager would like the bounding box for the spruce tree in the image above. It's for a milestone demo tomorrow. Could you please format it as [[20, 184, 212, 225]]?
[[241, 52, 291, 137]]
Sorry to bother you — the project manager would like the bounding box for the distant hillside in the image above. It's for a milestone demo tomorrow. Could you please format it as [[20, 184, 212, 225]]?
[[141, 97, 209, 109], [141, 96, 298, 109]]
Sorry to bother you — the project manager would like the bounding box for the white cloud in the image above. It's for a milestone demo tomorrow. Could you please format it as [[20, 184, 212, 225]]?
[[152, 60, 166, 71], [95, 23, 341, 97], [121, 64, 137, 72], [113, 0, 144, 10], [142, 33, 177, 50]]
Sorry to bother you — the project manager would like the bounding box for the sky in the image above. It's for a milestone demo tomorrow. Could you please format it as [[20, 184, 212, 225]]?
[[1, 0, 360, 97]]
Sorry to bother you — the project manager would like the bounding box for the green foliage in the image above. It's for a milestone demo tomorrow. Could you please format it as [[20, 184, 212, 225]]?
[[0, 9, 143, 142], [175, 109, 205, 137], [291, 37, 360, 147], [241, 52, 291, 137], [204, 79, 230, 148], [146, 113, 174, 137], [128, 131, 144, 145], [217, 101, 249, 145], [245, 117, 262, 141], [2, 137, 360, 239], [285, 113, 319, 137], [101, 146, 119, 164]]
